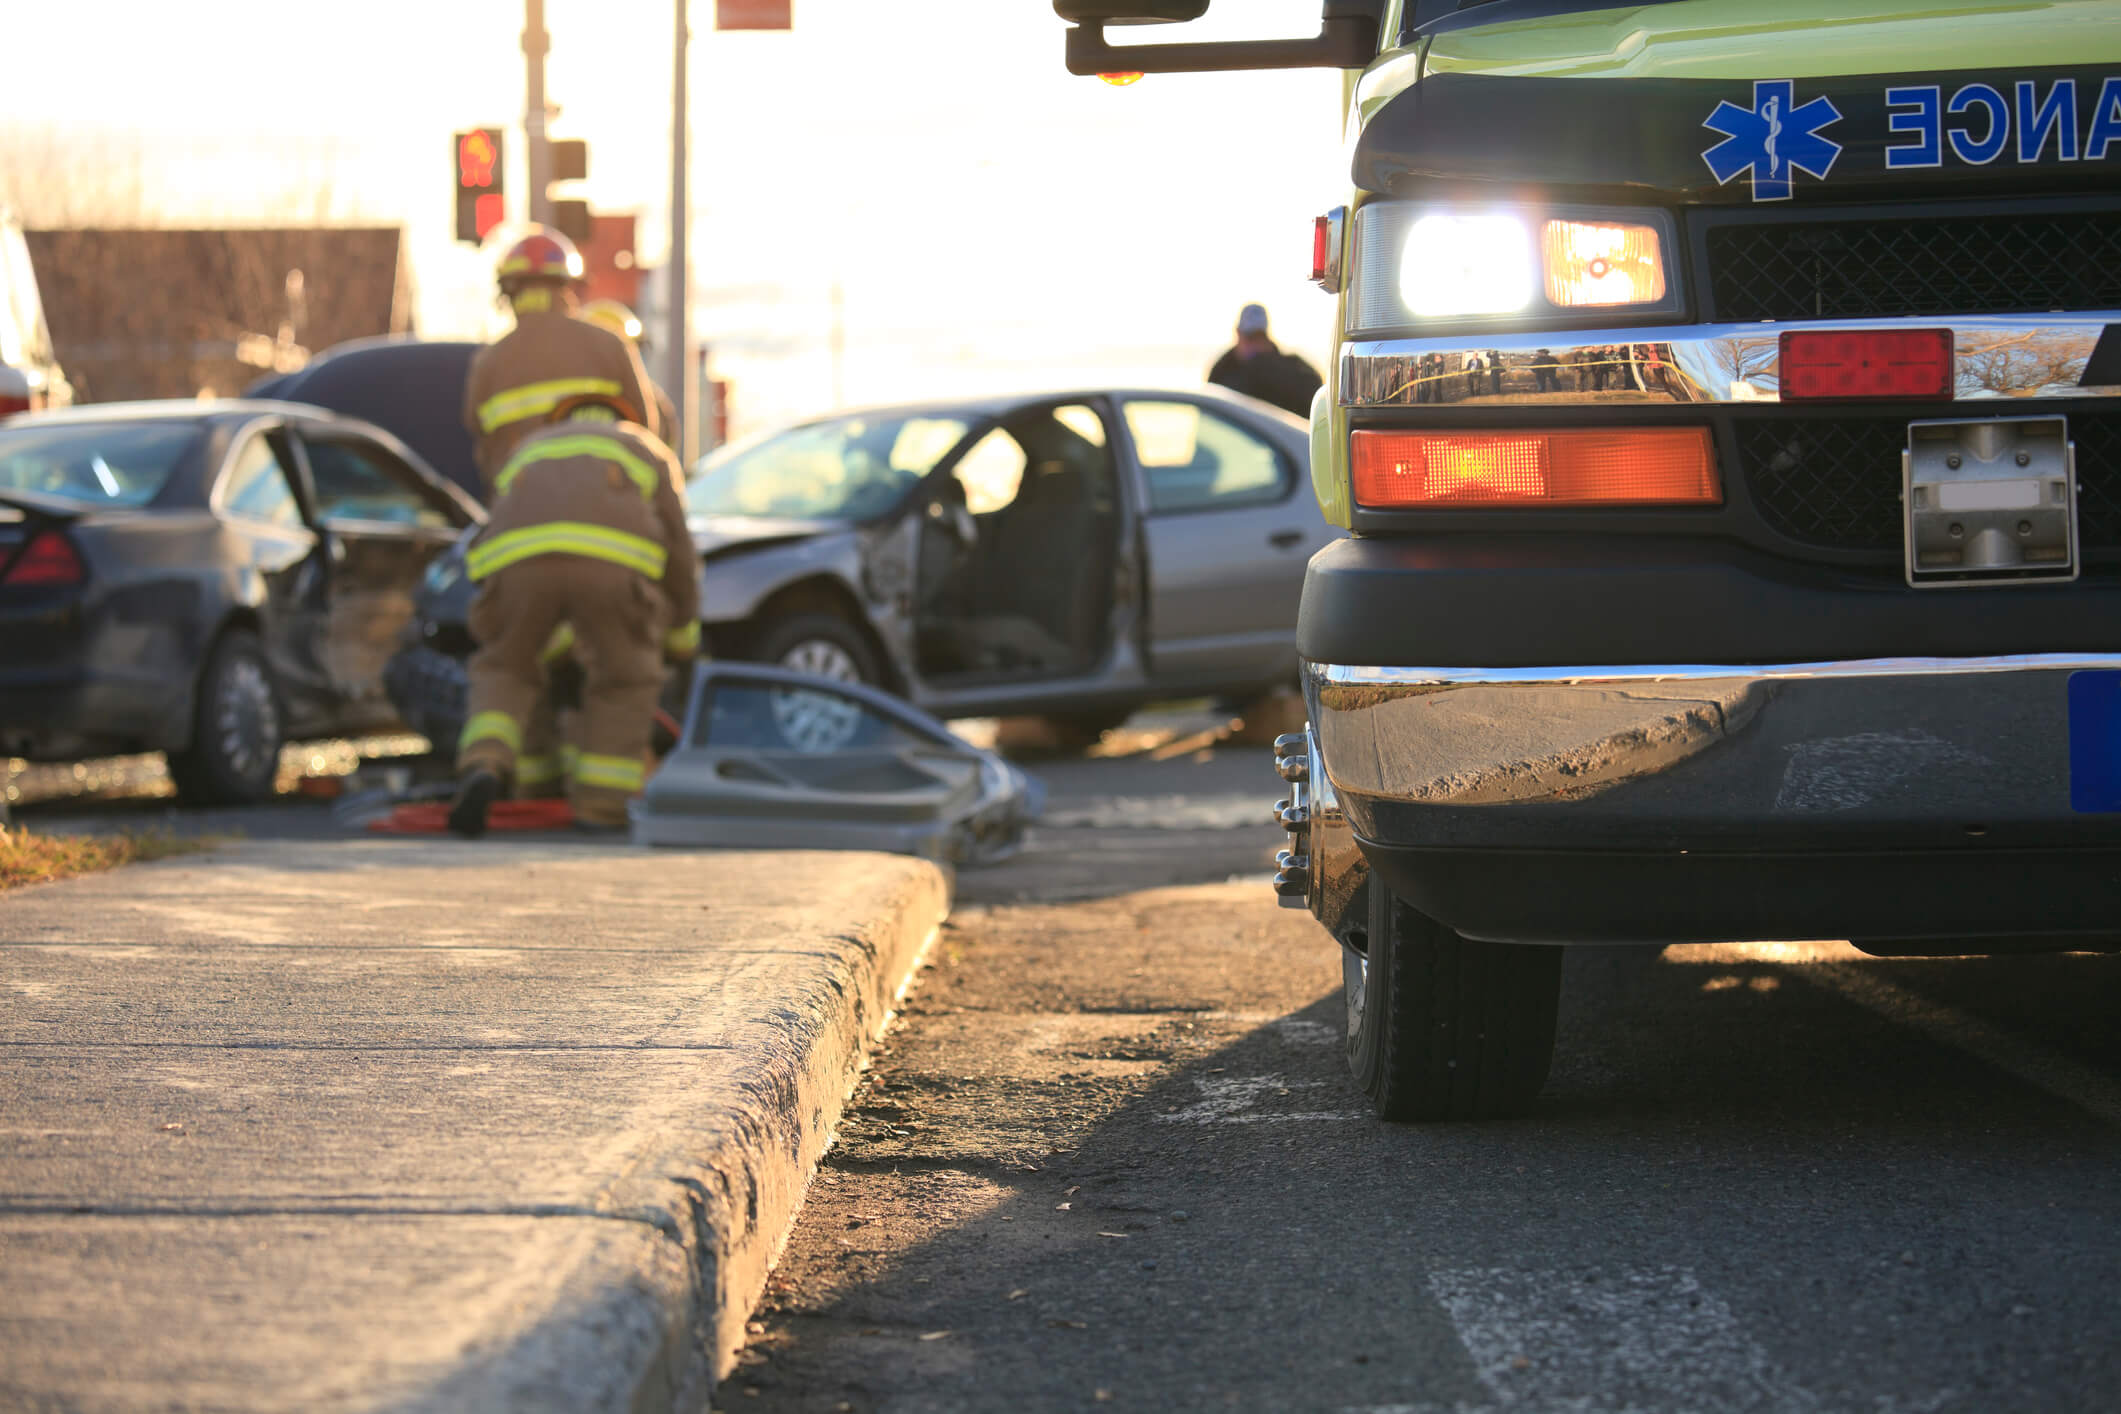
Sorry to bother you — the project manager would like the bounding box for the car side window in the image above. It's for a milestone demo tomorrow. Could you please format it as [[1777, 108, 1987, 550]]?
[[1123, 401, 1289, 514], [304, 437, 454, 529], [218, 433, 305, 530], [953, 429, 1029, 515]]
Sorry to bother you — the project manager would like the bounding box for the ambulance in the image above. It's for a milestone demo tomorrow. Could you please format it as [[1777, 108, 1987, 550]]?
[[1055, 0, 2121, 1119]]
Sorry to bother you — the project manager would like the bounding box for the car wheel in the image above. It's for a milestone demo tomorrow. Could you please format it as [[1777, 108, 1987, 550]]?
[[1344, 878, 1563, 1121], [168, 629, 284, 806], [756, 613, 880, 685], [751, 613, 883, 754]]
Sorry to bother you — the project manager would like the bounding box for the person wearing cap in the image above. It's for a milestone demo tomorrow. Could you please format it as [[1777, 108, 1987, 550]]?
[[464, 228, 660, 495], [1207, 304, 1322, 418]]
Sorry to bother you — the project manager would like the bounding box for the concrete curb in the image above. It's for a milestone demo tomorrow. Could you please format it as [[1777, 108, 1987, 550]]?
[[0, 840, 950, 1414], [403, 860, 950, 1414]]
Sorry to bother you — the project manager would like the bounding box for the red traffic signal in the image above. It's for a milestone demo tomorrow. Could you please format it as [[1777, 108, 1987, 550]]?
[[453, 128, 505, 244]]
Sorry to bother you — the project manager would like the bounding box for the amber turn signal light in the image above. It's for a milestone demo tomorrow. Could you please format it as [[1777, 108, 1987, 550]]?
[[1352, 427, 1720, 508]]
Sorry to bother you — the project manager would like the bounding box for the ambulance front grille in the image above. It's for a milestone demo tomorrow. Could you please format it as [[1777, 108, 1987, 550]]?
[[1738, 412, 2121, 554], [1705, 210, 2121, 323]]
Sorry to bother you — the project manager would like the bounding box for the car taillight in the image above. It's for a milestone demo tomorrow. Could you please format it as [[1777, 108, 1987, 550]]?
[[0, 394, 29, 418], [1779, 329, 1954, 401], [1352, 427, 1720, 508], [2, 530, 86, 586]]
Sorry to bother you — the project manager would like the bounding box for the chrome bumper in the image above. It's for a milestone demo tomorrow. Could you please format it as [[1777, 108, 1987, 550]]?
[[1290, 654, 2121, 945], [1340, 312, 2121, 409]]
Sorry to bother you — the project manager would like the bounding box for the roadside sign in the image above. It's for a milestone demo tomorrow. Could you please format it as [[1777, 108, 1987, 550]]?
[[716, 0, 791, 29]]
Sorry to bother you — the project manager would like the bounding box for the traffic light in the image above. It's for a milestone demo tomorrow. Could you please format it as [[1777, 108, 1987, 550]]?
[[454, 129, 505, 244]]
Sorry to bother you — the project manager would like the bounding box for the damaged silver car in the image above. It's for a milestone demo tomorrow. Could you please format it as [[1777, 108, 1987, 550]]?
[[387, 387, 1336, 753]]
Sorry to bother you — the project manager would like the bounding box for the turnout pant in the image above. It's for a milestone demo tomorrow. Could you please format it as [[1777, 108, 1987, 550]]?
[[458, 556, 669, 827]]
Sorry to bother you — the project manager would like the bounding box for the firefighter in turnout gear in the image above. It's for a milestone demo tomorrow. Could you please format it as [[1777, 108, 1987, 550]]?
[[448, 398, 701, 838], [463, 228, 661, 494], [576, 298, 680, 456]]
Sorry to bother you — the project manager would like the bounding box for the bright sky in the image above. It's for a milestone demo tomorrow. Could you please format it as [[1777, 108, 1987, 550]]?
[[2, 1, 1347, 438]]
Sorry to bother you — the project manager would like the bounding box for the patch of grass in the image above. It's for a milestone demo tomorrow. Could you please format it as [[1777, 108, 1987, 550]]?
[[0, 825, 211, 892]]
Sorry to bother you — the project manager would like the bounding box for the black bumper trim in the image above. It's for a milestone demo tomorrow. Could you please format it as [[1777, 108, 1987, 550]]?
[[1361, 840, 2121, 947]]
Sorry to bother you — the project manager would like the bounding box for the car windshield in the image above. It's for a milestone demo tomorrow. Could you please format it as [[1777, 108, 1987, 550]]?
[[686, 412, 971, 521], [0, 420, 197, 508]]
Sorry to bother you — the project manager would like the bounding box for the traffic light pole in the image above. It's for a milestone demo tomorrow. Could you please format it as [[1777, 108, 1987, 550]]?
[[668, 0, 696, 465], [524, 0, 552, 228]]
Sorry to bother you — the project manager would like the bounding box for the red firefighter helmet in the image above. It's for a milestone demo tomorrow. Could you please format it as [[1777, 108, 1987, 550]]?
[[495, 227, 584, 295]]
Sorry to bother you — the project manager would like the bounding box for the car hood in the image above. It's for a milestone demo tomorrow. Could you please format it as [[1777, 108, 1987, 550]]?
[[689, 514, 849, 561]]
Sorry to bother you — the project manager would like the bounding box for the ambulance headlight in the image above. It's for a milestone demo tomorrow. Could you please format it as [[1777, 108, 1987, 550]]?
[[1349, 201, 1683, 333], [1399, 213, 1536, 319]]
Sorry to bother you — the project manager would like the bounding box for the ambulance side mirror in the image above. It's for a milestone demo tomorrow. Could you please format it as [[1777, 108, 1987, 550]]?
[[1059, 0, 1382, 74], [1053, 1, 1210, 20]]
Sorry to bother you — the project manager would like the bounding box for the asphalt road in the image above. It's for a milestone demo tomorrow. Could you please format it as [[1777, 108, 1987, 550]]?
[[737, 890, 2121, 1413], [21, 714, 2119, 1413]]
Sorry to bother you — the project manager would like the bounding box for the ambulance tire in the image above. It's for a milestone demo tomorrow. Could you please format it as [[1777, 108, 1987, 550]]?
[[1345, 879, 1562, 1122]]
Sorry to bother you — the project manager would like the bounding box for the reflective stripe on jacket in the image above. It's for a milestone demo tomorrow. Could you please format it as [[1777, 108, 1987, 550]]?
[[462, 308, 659, 491], [477, 378, 627, 436], [468, 422, 702, 630], [467, 521, 667, 580]]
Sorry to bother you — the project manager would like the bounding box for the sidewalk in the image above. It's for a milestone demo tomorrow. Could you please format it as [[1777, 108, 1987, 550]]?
[[0, 839, 950, 1413]]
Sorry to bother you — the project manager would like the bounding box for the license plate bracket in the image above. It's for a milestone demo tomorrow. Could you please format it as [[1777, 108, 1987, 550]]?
[[1903, 416, 2076, 588]]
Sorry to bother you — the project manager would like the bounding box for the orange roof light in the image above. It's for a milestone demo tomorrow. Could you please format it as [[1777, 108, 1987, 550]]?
[[1099, 70, 1145, 85], [1352, 427, 1719, 508]]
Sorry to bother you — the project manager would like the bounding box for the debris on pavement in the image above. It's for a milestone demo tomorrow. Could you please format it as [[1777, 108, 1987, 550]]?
[[633, 663, 1042, 865]]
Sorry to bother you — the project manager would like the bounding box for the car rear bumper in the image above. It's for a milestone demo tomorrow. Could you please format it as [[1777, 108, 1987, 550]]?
[[0, 595, 193, 759], [0, 667, 189, 759], [1290, 654, 2121, 947]]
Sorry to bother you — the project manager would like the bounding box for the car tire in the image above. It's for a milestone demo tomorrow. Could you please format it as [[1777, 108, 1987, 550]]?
[[168, 629, 284, 806], [1344, 879, 1563, 1121], [752, 613, 882, 686]]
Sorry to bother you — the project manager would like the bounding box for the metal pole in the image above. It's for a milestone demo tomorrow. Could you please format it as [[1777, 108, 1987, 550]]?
[[524, 0, 552, 227], [669, 0, 695, 465], [829, 276, 846, 409]]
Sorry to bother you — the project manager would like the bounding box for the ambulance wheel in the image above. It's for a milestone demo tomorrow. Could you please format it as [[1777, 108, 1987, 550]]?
[[1345, 880, 1563, 1122], [169, 629, 284, 806], [753, 613, 881, 687]]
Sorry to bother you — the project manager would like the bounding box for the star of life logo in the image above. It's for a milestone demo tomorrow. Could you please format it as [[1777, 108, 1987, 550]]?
[[1702, 79, 1844, 201]]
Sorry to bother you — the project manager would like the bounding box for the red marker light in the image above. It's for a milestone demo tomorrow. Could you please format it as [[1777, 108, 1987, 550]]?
[[1779, 329, 1953, 401], [1099, 71, 1144, 86], [1312, 216, 1330, 284]]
